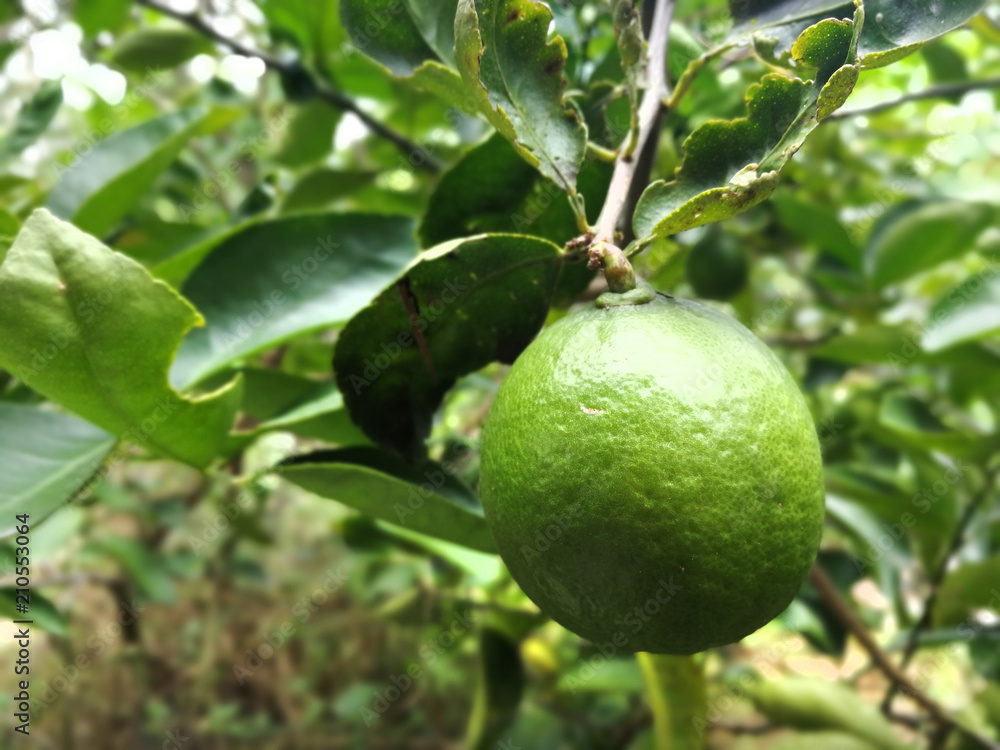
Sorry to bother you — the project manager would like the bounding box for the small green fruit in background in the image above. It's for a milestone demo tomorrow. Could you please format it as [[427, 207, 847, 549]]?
[[685, 229, 749, 300], [479, 287, 824, 655]]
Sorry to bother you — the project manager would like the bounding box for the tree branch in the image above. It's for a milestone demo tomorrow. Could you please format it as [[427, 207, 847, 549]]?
[[134, 0, 442, 172], [882, 470, 997, 712], [809, 566, 1000, 750], [828, 77, 1000, 120], [593, 0, 674, 244]]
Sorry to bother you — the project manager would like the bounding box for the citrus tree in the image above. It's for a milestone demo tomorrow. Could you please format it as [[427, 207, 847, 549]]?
[[1, 0, 1000, 747]]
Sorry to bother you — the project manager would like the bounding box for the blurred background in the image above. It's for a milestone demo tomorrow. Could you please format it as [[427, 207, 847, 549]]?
[[1, 0, 1000, 748]]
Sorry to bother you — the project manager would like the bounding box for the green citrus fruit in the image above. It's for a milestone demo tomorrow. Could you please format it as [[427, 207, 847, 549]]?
[[479, 287, 824, 654], [685, 231, 749, 300]]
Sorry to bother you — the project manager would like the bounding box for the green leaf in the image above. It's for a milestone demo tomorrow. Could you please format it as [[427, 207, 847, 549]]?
[[633, 15, 860, 243], [772, 189, 859, 270], [455, 0, 587, 192], [75, 0, 130, 36], [280, 169, 377, 214], [934, 555, 1000, 626], [278, 447, 497, 553], [46, 108, 209, 238], [419, 133, 541, 247], [751, 677, 909, 750], [0, 210, 242, 468], [0, 588, 69, 636], [0, 80, 63, 162], [334, 234, 563, 457], [341, 0, 458, 73], [257, 0, 344, 64], [108, 26, 215, 73], [922, 265, 1000, 353], [270, 99, 341, 168], [878, 391, 997, 460], [465, 628, 525, 750], [88, 536, 176, 603], [637, 653, 707, 750], [170, 213, 417, 389], [0, 402, 115, 537], [865, 200, 994, 289], [557, 659, 644, 694], [727, 0, 989, 69]]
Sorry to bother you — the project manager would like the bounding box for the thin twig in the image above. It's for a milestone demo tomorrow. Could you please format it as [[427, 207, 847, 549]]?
[[828, 77, 1000, 120], [593, 0, 674, 244], [882, 470, 997, 712], [135, 0, 442, 172], [809, 566, 1000, 750]]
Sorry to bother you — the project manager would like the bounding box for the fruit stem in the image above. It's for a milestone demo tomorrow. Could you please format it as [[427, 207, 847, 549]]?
[[588, 241, 637, 293]]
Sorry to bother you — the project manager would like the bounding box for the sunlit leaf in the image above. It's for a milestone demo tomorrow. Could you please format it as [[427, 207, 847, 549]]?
[[0, 210, 242, 468]]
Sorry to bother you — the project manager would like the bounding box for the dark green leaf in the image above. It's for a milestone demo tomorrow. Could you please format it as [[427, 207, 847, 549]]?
[[341, 0, 456, 74], [108, 26, 215, 73], [46, 108, 210, 238], [0, 211, 242, 468], [455, 0, 587, 192], [0, 80, 63, 162], [0, 402, 115, 537], [171, 213, 417, 389], [334, 234, 563, 457], [278, 447, 497, 552], [419, 133, 538, 247]]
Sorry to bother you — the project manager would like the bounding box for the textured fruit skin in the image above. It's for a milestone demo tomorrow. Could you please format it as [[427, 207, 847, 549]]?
[[479, 294, 824, 655]]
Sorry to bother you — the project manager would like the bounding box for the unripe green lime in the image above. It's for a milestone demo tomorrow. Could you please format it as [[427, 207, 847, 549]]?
[[479, 290, 824, 654], [685, 231, 749, 300]]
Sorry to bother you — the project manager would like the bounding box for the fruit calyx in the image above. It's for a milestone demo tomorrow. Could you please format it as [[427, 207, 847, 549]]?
[[596, 280, 656, 307]]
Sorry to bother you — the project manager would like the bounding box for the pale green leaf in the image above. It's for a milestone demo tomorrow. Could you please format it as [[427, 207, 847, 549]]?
[[0, 210, 242, 468], [278, 447, 497, 553], [0, 402, 114, 537]]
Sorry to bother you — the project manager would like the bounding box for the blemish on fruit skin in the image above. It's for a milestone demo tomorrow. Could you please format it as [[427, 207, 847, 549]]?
[[56, 282, 66, 292], [580, 406, 604, 415]]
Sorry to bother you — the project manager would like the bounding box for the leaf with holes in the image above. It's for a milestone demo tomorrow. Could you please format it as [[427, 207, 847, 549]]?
[[727, 0, 989, 70], [455, 0, 587, 193], [334, 234, 563, 458], [634, 13, 861, 244]]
